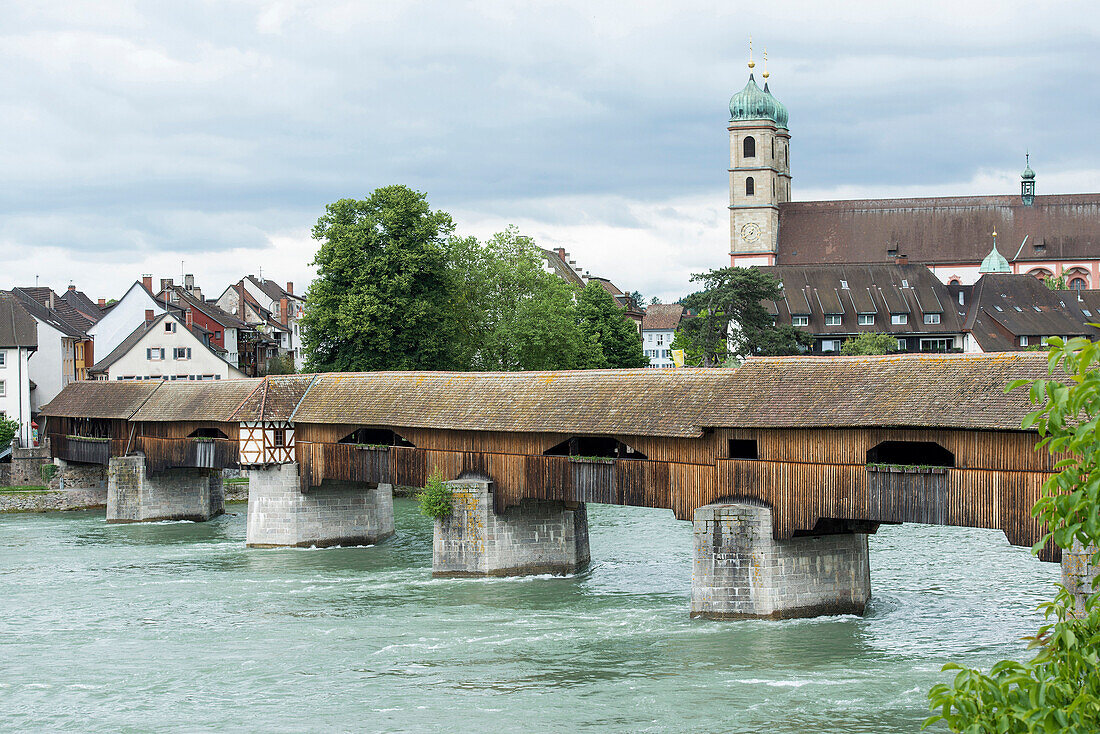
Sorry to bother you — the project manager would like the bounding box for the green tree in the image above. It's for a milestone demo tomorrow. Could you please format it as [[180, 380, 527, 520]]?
[[649, 296, 662, 306], [0, 417, 18, 451], [264, 353, 297, 375], [576, 282, 648, 369], [1043, 273, 1068, 290], [300, 186, 461, 372], [926, 335, 1100, 731], [840, 332, 896, 356], [674, 267, 809, 365], [448, 226, 591, 371]]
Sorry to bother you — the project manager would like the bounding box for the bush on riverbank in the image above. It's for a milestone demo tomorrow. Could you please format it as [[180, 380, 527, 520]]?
[[926, 335, 1100, 731], [417, 471, 453, 520]]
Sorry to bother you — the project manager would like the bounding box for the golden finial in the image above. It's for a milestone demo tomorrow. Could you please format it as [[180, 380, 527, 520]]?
[[748, 36, 755, 70], [992, 228, 998, 243], [763, 49, 769, 79]]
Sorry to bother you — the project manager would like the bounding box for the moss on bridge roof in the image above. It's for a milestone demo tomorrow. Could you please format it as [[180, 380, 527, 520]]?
[[40, 352, 1052, 434]]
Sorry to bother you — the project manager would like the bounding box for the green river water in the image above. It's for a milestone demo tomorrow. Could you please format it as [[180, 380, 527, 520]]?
[[1, 500, 1058, 733]]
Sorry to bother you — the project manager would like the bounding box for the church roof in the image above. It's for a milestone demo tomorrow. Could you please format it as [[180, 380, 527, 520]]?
[[729, 74, 788, 127], [775, 193, 1100, 267]]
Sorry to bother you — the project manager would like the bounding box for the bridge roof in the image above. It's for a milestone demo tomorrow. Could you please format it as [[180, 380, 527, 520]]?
[[40, 353, 1052, 434], [128, 379, 263, 422], [288, 370, 724, 437], [39, 380, 161, 419], [714, 352, 1047, 431]]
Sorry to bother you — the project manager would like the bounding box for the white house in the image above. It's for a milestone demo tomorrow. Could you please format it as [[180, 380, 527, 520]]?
[[88, 278, 178, 360], [0, 295, 37, 446], [90, 312, 244, 382], [641, 304, 685, 368], [8, 288, 94, 411]]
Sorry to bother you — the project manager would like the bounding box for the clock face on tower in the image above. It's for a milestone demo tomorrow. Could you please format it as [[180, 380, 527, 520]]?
[[740, 222, 761, 243]]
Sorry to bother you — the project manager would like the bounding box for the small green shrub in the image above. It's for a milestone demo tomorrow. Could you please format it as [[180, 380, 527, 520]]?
[[417, 471, 453, 520], [40, 463, 58, 484]]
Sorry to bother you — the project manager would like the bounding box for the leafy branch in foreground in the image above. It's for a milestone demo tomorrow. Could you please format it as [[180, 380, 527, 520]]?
[[925, 335, 1100, 732]]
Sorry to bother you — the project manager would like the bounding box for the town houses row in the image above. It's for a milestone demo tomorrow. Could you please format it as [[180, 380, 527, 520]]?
[[0, 274, 302, 446]]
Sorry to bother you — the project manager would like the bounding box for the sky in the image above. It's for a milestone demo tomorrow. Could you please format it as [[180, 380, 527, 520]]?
[[2, 0, 1099, 304]]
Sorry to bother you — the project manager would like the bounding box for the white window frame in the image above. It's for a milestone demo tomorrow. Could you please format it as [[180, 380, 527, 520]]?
[[1019, 336, 1029, 347], [0, 379, 5, 397], [924, 313, 941, 324], [792, 315, 809, 326], [897, 338, 907, 350], [891, 313, 908, 325], [857, 314, 874, 326], [0, 352, 6, 368], [147, 348, 165, 361], [165, 321, 176, 333], [820, 339, 841, 353], [824, 314, 842, 326]]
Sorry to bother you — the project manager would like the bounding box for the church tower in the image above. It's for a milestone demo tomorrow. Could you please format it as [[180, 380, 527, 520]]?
[[728, 47, 790, 267]]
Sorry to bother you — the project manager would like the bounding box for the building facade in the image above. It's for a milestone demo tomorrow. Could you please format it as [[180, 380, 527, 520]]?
[[90, 312, 245, 382], [641, 304, 685, 367], [726, 61, 1100, 286], [0, 295, 37, 445]]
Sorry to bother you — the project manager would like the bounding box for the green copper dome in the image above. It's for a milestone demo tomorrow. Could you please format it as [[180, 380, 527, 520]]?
[[1022, 163, 1035, 180], [979, 243, 1011, 274], [729, 74, 788, 128]]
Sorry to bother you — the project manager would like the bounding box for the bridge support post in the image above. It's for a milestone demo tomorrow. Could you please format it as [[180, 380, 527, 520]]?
[[1062, 542, 1098, 617], [691, 503, 870, 620], [107, 455, 224, 523], [433, 479, 590, 577], [245, 463, 395, 548]]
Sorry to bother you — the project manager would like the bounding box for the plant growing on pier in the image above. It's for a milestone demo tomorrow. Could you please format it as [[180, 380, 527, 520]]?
[[417, 471, 453, 520], [926, 335, 1100, 732]]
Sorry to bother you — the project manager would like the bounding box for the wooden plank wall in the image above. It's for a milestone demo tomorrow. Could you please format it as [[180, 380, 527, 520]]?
[[292, 422, 1056, 556]]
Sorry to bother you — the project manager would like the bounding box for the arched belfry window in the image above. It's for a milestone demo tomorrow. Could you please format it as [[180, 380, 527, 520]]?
[[743, 136, 756, 158], [745, 177, 755, 196]]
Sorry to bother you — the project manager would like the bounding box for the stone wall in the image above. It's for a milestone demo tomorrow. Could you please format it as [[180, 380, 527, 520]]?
[[245, 463, 394, 548], [0, 488, 107, 513], [433, 479, 590, 577], [52, 459, 108, 491], [1062, 541, 1099, 617], [691, 502, 870, 620], [107, 455, 224, 523], [7, 443, 51, 486]]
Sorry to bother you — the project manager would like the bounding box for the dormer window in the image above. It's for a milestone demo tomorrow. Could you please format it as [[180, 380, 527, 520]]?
[[825, 314, 842, 326], [891, 313, 908, 325], [924, 313, 941, 324], [792, 315, 809, 326], [858, 314, 874, 325]]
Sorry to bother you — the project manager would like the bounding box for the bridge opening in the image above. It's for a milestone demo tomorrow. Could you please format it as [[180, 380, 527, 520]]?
[[543, 436, 647, 460], [728, 439, 758, 460], [69, 417, 111, 439], [866, 440, 954, 468], [338, 428, 414, 448], [188, 428, 229, 440]]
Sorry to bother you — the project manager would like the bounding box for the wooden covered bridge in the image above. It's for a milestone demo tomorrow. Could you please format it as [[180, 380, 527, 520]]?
[[40, 352, 1059, 619]]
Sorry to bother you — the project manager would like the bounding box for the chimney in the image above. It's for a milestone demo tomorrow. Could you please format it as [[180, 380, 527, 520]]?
[[48, 291, 56, 310], [184, 274, 195, 291], [554, 247, 567, 260], [894, 254, 909, 265], [67, 284, 76, 292], [286, 281, 293, 295], [185, 308, 193, 329], [97, 298, 106, 307], [160, 278, 174, 292], [145, 309, 154, 324], [279, 297, 289, 325], [142, 274, 153, 292]]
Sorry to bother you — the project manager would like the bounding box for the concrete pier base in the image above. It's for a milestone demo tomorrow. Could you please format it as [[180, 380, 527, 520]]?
[[433, 479, 590, 577], [691, 502, 870, 620], [107, 455, 224, 523], [1062, 542, 1098, 617], [245, 463, 395, 548]]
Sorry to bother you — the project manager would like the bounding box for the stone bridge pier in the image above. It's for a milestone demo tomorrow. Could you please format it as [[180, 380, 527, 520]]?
[[244, 463, 395, 548], [433, 479, 590, 577], [107, 455, 224, 523], [1062, 542, 1099, 617], [691, 502, 871, 620]]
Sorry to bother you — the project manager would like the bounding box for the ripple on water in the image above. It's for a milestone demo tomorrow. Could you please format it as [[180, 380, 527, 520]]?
[[0, 501, 1059, 733]]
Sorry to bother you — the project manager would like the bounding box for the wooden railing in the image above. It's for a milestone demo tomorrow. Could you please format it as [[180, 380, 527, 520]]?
[[134, 436, 240, 473], [49, 433, 116, 465]]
